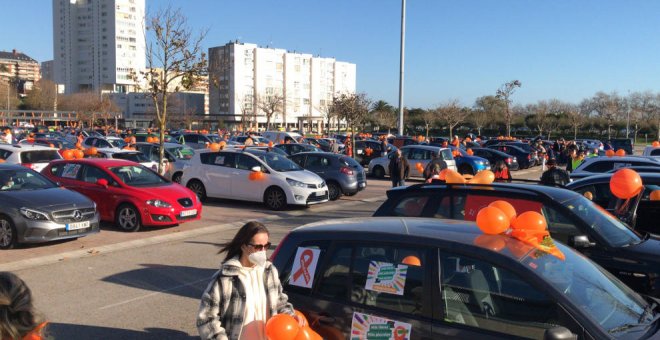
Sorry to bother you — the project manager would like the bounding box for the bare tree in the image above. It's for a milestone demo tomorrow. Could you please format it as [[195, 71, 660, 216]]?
[[472, 95, 504, 136], [587, 91, 623, 140], [435, 99, 468, 140], [131, 6, 207, 174], [418, 109, 436, 140], [496, 80, 522, 137], [257, 93, 284, 131], [331, 93, 371, 157], [23, 79, 57, 111], [315, 102, 334, 134]]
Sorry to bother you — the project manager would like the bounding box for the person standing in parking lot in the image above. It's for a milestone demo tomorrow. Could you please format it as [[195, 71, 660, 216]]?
[[540, 159, 571, 186], [423, 152, 447, 181], [388, 148, 409, 187], [494, 160, 512, 182], [330, 139, 339, 153], [196, 222, 303, 340]]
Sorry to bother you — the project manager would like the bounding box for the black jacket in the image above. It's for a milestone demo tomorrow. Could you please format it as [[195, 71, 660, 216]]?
[[540, 167, 570, 186]]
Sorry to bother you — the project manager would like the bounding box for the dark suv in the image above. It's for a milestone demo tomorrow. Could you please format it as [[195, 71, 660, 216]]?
[[373, 182, 660, 297]]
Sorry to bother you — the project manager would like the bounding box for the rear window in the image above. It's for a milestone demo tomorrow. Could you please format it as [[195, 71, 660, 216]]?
[[20, 150, 60, 163], [651, 149, 660, 156], [440, 149, 453, 161], [340, 156, 361, 168], [0, 149, 13, 160]]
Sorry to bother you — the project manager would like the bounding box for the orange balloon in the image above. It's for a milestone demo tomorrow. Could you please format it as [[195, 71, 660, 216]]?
[[62, 149, 74, 160], [266, 314, 300, 340], [293, 310, 308, 327], [650, 190, 660, 201], [583, 191, 593, 200], [488, 200, 517, 222], [474, 234, 506, 252], [511, 211, 547, 232], [468, 170, 495, 184], [610, 168, 643, 199], [0, 159, 5, 163], [268, 141, 274, 148], [401, 255, 421, 266], [444, 169, 466, 184], [146, 137, 154, 143], [416, 162, 423, 171], [124, 137, 131, 143], [466, 148, 474, 156], [438, 169, 448, 181], [476, 206, 510, 235], [75, 142, 82, 149], [87, 147, 98, 155], [294, 326, 323, 340], [615, 149, 626, 157], [219, 141, 227, 150], [73, 149, 84, 159], [605, 149, 615, 157], [209, 143, 220, 152], [652, 141, 659, 147]]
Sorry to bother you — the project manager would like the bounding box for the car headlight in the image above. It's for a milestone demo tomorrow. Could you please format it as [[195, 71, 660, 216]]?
[[286, 178, 306, 188], [20, 208, 49, 221], [146, 199, 171, 208]]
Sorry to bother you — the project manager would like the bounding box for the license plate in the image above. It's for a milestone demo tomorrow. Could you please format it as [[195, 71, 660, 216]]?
[[180, 209, 197, 217], [66, 221, 90, 231], [315, 190, 327, 196]]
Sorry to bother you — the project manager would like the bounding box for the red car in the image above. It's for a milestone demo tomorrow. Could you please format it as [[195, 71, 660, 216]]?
[[41, 158, 202, 231]]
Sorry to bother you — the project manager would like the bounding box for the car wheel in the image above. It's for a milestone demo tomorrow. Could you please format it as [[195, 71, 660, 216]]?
[[115, 204, 141, 232], [264, 187, 287, 210], [372, 166, 385, 179], [327, 181, 342, 201], [0, 216, 17, 250], [172, 172, 183, 184], [344, 191, 358, 196], [187, 180, 207, 202], [458, 164, 474, 175]]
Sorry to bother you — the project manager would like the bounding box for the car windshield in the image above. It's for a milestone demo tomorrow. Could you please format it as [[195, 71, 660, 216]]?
[[109, 165, 168, 187], [166, 145, 194, 160], [523, 242, 653, 335], [207, 135, 221, 143], [250, 152, 302, 172], [0, 168, 56, 191], [112, 152, 150, 163], [563, 195, 641, 247], [108, 139, 128, 148]]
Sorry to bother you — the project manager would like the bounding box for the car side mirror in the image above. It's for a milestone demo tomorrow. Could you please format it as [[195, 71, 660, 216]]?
[[543, 326, 577, 340], [570, 235, 595, 248], [96, 178, 108, 188], [251, 166, 262, 172]]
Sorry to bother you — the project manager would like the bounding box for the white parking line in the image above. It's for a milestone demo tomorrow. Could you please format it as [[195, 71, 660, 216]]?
[[98, 277, 211, 310]]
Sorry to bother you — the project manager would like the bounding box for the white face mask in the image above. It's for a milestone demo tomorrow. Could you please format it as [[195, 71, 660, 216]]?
[[248, 250, 267, 267]]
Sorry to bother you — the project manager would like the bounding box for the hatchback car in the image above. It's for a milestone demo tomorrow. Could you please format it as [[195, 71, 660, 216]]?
[[0, 144, 63, 172], [182, 148, 328, 210], [373, 182, 660, 297], [368, 145, 457, 179], [447, 145, 490, 175], [0, 164, 99, 249], [42, 159, 201, 232], [289, 152, 366, 200], [470, 147, 519, 171], [272, 217, 660, 339], [566, 173, 660, 235], [134, 142, 195, 183], [570, 156, 660, 179], [487, 144, 533, 169], [82, 136, 127, 151], [273, 143, 322, 156], [95, 150, 159, 172]]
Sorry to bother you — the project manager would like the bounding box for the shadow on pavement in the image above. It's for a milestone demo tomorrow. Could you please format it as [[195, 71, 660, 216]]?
[[101, 264, 216, 300], [46, 323, 196, 340]]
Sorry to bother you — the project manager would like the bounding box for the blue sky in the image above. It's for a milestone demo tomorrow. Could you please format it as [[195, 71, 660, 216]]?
[[3, 0, 660, 108]]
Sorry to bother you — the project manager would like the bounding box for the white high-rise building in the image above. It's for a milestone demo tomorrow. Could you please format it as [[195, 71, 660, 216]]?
[[53, 0, 145, 94], [208, 41, 356, 132]]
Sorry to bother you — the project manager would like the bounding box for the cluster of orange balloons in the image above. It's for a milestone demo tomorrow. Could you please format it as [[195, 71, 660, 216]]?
[[84, 147, 98, 156], [364, 147, 373, 156], [610, 168, 643, 199], [62, 149, 84, 160], [443, 169, 495, 185], [265, 312, 321, 340], [415, 162, 424, 173], [605, 149, 627, 157]]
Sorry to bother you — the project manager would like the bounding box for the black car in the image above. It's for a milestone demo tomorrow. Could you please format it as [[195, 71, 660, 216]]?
[[487, 144, 532, 169], [566, 173, 660, 235], [289, 152, 366, 200], [273, 143, 322, 156], [470, 147, 520, 171], [353, 140, 387, 167], [609, 138, 634, 155], [373, 182, 660, 297], [272, 217, 660, 339], [303, 138, 332, 152]]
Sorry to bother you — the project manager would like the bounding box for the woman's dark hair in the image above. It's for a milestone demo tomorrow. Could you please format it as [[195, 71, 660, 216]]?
[[0, 272, 43, 340], [218, 221, 270, 261], [494, 160, 507, 171]]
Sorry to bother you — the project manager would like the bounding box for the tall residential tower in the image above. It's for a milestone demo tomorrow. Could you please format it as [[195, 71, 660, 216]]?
[[53, 0, 145, 94]]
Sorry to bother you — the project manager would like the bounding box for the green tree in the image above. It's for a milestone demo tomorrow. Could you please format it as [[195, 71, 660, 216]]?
[[331, 93, 371, 157]]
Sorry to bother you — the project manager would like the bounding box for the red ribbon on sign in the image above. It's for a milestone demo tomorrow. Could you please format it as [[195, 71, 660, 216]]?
[[393, 325, 408, 340], [292, 249, 314, 284]]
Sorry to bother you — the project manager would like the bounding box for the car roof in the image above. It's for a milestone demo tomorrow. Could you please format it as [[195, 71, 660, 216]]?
[[0, 144, 57, 151], [578, 156, 660, 166], [567, 172, 660, 187], [290, 151, 342, 158], [293, 217, 542, 262], [50, 158, 136, 167], [401, 145, 450, 152], [0, 163, 30, 170]]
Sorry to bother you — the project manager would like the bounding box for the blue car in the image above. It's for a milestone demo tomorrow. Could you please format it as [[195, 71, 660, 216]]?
[[448, 145, 491, 174]]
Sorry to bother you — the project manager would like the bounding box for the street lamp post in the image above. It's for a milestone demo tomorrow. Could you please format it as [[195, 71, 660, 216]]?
[[397, 0, 406, 136]]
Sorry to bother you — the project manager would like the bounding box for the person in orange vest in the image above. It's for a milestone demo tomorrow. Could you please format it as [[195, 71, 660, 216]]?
[[493, 160, 512, 182], [0, 272, 47, 340]]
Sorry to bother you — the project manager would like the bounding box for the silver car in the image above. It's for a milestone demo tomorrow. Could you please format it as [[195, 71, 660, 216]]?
[[134, 142, 195, 183], [0, 164, 100, 249]]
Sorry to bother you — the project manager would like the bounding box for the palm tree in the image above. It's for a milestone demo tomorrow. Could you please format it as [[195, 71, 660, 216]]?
[[371, 100, 396, 133]]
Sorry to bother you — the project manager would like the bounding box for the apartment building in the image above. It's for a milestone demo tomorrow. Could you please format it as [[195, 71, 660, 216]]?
[[0, 49, 41, 93], [208, 41, 356, 132], [53, 0, 145, 94]]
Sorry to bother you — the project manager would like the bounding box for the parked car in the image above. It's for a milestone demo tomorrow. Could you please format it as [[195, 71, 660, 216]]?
[[470, 147, 519, 171], [182, 148, 328, 210], [0, 164, 100, 249], [570, 156, 660, 179], [82, 136, 127, 151], [229, 135, 271, 145], [353, 140, 387, 167], [609, 138, 634, 155], [134, 142, 195, 183], [447, 145, 490, 175], [487, 144, 533, 169], [95, 149, 159, 172], [643, 146, 660, 158], [132, 133, 176, 144], [0, 144, 62, 172], [368, 145, 457, 179], [566, 173, 660, 235], [18, 137, 77, 152], [273, 217, 660, 339], [576, 139, 604, 151], [273, 143, 322, 156], [170, 133, 220, 149], [261, 131, 304, 144], [42, 159, 201, 232], [289, 152, 366, 200], [303, 138, 331, 152], [373, 182, 660, 297], [320, 138, 345, 152]]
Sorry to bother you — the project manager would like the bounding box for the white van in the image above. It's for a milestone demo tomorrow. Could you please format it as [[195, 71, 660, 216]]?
[[261, 131, 303, 144]]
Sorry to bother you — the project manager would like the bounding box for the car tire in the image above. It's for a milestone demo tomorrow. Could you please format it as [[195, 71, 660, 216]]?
[[115, 204, 141, 232], [345, 191, 358, 196], [186, 180, 207, 203], [172, 172, 183, 184], [327, 181, 342, 201], [458, 164, 474, 175], [0, 216, 17, 250], [264, 187, 287, 210], [372, 166, 385, 179]]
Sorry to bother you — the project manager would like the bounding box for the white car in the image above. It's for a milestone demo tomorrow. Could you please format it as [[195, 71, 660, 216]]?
[[182, 148, 328, 210], [82, 136, 127, 151], [0, 144, 62, 172], [642, 146, 660, 158], [368, 145, 457, 179], [95, 149, 160, 173]]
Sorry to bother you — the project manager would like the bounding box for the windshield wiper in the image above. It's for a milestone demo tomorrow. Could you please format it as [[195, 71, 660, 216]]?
[[610, 307, 660, 334], [640, 302, 658, 323]]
